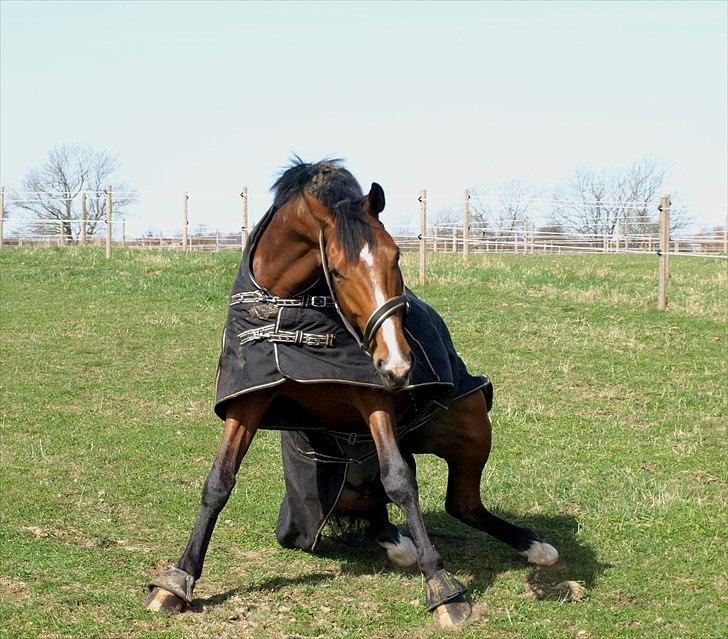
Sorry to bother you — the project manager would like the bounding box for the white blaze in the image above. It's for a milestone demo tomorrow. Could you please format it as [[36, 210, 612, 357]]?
[[359, 243, 408, 371]]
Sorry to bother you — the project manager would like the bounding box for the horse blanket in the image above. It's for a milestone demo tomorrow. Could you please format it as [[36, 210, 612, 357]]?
[[214, 205, 492, 550]]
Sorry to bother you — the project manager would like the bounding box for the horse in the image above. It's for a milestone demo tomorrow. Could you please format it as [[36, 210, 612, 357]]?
[[145, 159, 560, 628]]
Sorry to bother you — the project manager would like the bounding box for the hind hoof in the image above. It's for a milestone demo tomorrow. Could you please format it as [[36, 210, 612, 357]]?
[[523, 541, 561, 567], [144, 587, 186, 614], [432, 594, 471, 628]]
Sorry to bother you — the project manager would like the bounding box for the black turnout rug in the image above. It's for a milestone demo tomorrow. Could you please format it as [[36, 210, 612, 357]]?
[[214, 205, 492, 550]]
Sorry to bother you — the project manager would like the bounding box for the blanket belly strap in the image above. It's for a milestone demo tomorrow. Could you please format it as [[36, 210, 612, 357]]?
[[230, 291, 333, 309], [238, 324, 336, 348]]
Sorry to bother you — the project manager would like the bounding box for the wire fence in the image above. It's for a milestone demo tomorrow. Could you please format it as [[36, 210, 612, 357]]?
[[1, 187, 726, 258], [2, 186, 725, 310]]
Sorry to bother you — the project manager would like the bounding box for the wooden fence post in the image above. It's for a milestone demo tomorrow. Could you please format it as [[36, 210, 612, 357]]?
[[80, 192, 87, 244], [105, 185, 113, 259], [658, 194, 670, 310], [183, 191, 189, 251], [463, 189, 470, 264], [159, 232, 163, 248], [216, 229, 220, 252], [122, 219, 126, 248], [433, 224, 438, 252], [451, 225, 457, 253], [0, 186, 5, 250], [530, 222, 535, 254], [419, 189, 426, 286], [241, 186, 248, 252]]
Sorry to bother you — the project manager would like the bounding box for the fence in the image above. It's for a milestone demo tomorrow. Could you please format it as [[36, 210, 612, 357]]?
[[0, 186, 251, 253], [1, 186, 726, 309]]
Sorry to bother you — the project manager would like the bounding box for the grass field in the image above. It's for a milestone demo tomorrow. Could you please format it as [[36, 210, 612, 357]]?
[[1, 247, 726, 639]]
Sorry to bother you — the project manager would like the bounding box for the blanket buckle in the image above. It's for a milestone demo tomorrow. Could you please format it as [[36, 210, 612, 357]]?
[[308, 296, 332, 308]]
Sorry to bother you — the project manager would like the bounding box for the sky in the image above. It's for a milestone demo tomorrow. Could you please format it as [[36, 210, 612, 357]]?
[[1, 0, 726, 235]]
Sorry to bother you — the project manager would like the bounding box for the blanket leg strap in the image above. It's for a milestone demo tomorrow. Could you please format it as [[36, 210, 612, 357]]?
[[145, 567, 195, 613]]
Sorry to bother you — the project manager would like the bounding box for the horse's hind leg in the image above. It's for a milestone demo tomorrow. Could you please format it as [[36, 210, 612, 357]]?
[[417, 390, 560, 567], [145, 395, 269, 613]]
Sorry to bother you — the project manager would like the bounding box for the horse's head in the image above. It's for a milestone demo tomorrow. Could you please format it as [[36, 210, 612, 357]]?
[[313, 183, 412, 390]]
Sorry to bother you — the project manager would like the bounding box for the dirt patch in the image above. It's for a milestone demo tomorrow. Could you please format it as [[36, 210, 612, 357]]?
[[0, 574, 29, 600], [526, 574, 587, 602]]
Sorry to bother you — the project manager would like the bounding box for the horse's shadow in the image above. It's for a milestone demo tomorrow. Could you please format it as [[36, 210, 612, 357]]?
[[317, 510, 607, 601], [193, 510, 607, 610]]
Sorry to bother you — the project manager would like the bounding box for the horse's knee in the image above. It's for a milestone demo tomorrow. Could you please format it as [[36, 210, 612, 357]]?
[[380, 461, 416, 507], [201, 466, 235, 511]]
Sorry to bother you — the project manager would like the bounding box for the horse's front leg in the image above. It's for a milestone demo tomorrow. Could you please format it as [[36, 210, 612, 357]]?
[[145, 396, 268, 613], [355, 392, 471, 628]]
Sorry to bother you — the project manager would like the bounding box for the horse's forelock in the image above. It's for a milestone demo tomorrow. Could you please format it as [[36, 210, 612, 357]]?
[[272, 157, 372, 263], [332, 199, 373, 263]]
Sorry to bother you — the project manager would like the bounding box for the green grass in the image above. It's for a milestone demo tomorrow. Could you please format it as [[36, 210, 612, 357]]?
[[1, 247, 726, 639]]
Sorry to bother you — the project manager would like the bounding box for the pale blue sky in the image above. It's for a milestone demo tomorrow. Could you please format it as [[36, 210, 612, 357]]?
[[1, 1, 726, 233]]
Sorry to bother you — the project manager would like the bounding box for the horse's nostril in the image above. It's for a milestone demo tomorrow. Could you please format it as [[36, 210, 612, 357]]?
[[375, 358, 385, 371]]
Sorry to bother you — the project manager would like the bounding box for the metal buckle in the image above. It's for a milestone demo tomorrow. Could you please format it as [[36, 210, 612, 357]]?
[[275, 297, 304, 307], [308, 296, 331, 308], [274, 332, 297, 344], [230, 291, 265, 306]]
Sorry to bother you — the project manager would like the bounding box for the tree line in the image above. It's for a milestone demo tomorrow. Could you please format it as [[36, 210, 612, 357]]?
[[437, 158, 696, 236], [3, 147, 713, 242]]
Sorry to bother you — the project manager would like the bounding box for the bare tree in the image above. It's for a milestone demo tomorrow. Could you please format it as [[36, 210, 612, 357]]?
[[550, 158, 690, 240], [9, 144, 136, 241], [432, 205, 461, 226], [469, 180, 539, 240]]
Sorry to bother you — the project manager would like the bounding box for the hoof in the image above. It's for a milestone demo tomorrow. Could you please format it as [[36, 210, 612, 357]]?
[[432, 594, 471, 628], [144, 586, 186, 614], [378, 532, 417, 569], [523, 541, 561, 567]]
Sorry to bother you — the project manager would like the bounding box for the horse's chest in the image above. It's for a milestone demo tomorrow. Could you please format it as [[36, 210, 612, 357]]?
[[274, 383, 411, 432]]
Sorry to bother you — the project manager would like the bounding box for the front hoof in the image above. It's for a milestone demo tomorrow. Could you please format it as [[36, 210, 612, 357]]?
[[432, 594, 471, 628], [146, 566, 195, 613], [523, 541, 561, 567], [144, 586, 186, 614]]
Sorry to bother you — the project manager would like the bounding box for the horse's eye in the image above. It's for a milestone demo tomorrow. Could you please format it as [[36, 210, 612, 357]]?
[[330, 268, 342, 279]]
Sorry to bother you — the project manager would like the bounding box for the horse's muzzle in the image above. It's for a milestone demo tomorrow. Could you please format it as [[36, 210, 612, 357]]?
[[376, 356, 412, 391]]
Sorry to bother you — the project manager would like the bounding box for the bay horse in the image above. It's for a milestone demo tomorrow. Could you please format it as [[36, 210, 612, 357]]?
[[145, 159, 559, 627]]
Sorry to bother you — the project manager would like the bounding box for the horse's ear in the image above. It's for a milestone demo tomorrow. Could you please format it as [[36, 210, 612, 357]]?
[[365, 182, 386, 217]]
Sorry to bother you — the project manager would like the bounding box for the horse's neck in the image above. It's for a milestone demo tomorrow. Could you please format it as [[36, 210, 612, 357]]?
[[251, 201, 320, 297]]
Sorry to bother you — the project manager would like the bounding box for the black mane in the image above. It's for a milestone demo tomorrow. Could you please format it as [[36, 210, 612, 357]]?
[[271, 157, 372, 262]]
